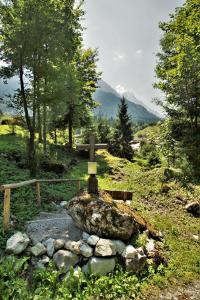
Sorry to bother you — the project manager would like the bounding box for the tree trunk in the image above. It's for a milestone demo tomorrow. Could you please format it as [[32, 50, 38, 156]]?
[[43, 103, 47, 154], [68, 116, 73, 151], [28, 132, 37, 177], [54, 128, 57, 145], [19, 55, 36, 176], [36, 79, 42, 143], [37, 104, 42, 143]]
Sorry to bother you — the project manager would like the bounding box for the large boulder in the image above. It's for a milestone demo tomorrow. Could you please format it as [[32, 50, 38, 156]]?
[[6, 232, 30, 255], [67, 193, 160, 240], [67, 192, 160, 241]]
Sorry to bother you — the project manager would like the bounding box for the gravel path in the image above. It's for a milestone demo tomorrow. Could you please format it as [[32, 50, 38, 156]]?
[[26, 211, 83, 244]]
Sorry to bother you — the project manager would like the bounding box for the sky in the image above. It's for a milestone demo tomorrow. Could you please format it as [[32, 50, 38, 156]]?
[[82, 0, 185, 112]]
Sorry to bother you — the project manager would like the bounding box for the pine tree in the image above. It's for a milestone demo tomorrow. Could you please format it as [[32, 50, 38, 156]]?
[[109, 97, 133, 160]]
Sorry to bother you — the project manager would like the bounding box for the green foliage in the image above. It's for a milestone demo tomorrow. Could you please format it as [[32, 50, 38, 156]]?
[[154, 0, 200, 177], [0, 256, 30, 300], [109, 97, 134, 161], [0, 0, 100, 173], [0, 257, 148, 300], [96, 116, 112, 143]]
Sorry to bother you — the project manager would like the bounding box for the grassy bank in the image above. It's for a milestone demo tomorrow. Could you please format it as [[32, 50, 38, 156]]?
[[0, 124, 199, 299]]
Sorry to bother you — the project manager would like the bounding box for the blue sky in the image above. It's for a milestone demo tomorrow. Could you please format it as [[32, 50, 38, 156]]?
[[83, 0, 185, 111]]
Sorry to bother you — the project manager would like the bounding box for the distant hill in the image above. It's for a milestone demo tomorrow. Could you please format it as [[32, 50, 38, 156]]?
[[93, 80, 160, 123]]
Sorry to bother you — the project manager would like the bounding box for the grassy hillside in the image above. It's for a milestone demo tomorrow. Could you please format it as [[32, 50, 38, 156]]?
[[0, 123, 199, 299]]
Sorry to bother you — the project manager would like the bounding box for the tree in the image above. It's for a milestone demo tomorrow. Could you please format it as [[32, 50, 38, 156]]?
[[96, 116, 112, 143], [154, 0, 200, 176], [109, 97, 133, 160], [55, 48, 100, 150], [0, 0, 84, 174]]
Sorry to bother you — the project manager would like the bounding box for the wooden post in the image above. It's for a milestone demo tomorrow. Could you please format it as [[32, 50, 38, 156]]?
[[3, 188, 11, 233], [36, 181, 41, 207], [77, 180, 80, 193], [89, 134, 95, 162]]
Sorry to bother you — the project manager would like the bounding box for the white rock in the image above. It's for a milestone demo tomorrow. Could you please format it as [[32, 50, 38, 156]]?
[[6, 232, 30, 255], [122, 245, 137, 258], [40, 255, 50, 264], [125, 253, 147, 273], [95, 239, 116, 256], [112, 240, 126, 255], [53, 250, 79, 272], [54, 239, 65, 250], [60, 201, 68, 208], [192, 235, 199, 241], [146, 240, 156, 253], [31, 243, 46, 257], [83, 257, 115, 276], [65, 240, 82, 254], [82, 232, 90, 241], [44, 238, 55, 257], [136, 247, 145, 255], [80, 243, 93, 257], [87, 235, 100, 246]]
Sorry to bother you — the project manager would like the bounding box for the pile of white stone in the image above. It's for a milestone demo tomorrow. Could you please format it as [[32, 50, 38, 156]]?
[[5, 231, 155, 276]]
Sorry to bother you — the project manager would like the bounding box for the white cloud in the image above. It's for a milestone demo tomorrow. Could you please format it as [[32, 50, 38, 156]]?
[[136, 49, 142, 55], [115, 84, 127, 95], [113, 52, 126, 61]]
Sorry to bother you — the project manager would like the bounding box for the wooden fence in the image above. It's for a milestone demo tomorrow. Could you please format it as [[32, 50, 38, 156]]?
[[0, 178, 82, 233]]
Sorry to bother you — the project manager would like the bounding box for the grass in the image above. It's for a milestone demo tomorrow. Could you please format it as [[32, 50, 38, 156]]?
[[0, 123, 200, 299]]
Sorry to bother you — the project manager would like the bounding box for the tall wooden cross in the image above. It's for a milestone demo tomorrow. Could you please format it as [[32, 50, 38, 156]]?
[[76, 134, 107, 194]]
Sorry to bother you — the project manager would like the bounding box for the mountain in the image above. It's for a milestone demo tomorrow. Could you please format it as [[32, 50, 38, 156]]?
[[93, 80, 160, 123], [0, 78, 160, 123], [0, 77, 18, 113], [123, 92, 162, 119]]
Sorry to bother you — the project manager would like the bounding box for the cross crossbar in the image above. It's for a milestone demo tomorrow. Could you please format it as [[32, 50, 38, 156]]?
[[76, 144, 107, 151]]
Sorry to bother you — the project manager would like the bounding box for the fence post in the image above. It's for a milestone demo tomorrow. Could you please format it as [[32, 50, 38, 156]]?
[[3, 188, 11, 233], [77, 180, 80, 193], [36, 181, 41, 207]]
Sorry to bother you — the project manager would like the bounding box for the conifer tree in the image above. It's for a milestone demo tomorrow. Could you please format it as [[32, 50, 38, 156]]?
[[109, 97, 133, 160]]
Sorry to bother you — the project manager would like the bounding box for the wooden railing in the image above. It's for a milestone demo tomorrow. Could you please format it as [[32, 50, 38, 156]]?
[[0, 178, 83, 233]]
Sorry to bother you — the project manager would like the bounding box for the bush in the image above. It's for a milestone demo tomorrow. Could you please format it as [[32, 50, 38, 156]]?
[[147, 151, 161, 167]]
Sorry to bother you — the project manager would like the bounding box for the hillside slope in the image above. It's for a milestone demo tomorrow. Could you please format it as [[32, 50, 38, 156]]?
[[0, 123, 199, 299]]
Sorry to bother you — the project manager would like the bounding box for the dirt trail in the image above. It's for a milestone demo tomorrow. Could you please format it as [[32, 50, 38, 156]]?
[[145, 281, 200, 300]]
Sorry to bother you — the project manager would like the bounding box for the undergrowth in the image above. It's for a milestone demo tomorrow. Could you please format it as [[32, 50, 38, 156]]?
[[0, 124, 200, 299]]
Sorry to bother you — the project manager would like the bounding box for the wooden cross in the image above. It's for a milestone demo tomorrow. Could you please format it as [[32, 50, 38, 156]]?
[[76, 134, 107, 162]]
